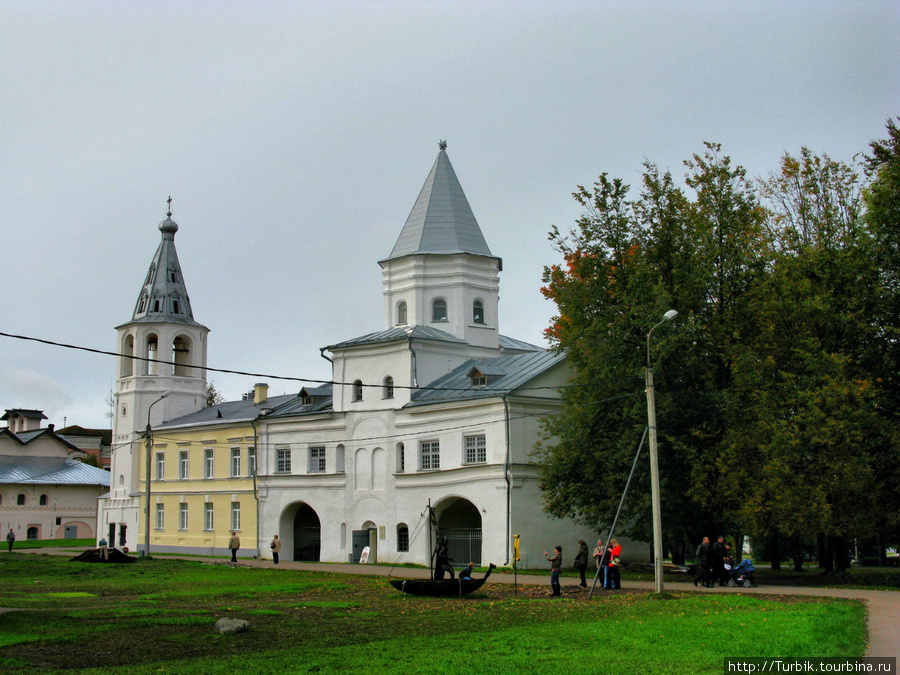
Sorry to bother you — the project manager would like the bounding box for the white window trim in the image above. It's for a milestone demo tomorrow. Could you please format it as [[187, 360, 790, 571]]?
[[419, 439, 440, 471]]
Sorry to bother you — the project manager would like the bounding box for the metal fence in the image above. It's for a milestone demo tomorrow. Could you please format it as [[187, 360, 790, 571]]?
[[441, 528, 482, 567]]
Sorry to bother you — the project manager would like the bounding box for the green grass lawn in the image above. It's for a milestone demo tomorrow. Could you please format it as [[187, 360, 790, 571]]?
[[0, 554, 865, 674]]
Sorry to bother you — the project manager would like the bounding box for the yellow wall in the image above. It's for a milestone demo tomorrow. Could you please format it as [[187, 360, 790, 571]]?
[[140, 421, 258, 555]]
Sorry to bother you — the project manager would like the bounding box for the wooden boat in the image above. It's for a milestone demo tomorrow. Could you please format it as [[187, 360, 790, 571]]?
[[390, 564, 496, 597]]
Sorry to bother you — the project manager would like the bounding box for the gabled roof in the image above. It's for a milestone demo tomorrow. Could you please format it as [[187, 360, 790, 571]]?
[[4, 427, 83, 452], [264, 385, 333, 418], [382, 145, 496, 263], [157, 393, 299, 429], [328, 327, 544, 353], [327, 325, 467, 351], [410, 350, 568, 406], [0, 455, 110, 486], [2, 409, 47, 422]]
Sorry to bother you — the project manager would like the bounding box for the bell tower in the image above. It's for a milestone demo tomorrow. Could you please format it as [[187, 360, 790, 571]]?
[[100, 199, 210, 552]]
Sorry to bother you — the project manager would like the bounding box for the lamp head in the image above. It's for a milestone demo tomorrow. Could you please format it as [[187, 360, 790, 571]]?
[[663, 309, 678, 321]]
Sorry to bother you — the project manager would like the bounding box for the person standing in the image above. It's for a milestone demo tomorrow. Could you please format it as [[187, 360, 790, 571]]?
[[6, 528, 15, 553], [228, 531, 241, 563], [434, 537, 454, 580], [694, 536, 710, 587], [98, 537, 109, 561], [574, 539, 589, 587], [607, 538, 622, 589], [711, 536, 727, 587], [270, 534, 281, 564], [543, 545, 563, 597], [593, 539, 608, 588]]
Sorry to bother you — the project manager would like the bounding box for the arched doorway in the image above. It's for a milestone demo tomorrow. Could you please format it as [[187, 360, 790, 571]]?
[[293, 504, 321, 562], [435, 497, 482, 566]]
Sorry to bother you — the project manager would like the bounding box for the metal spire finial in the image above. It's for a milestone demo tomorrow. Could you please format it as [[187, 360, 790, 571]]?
[[438, 140, 447, 151], [166, 196, 173, 218]]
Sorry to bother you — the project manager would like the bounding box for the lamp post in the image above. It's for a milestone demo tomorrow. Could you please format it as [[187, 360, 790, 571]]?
[[144, 393, 167, 557], [646, 309, 677, 594]]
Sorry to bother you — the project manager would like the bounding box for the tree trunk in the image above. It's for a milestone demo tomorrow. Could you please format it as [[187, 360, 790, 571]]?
[[789, 535, 804, 572], [768, 531, 782, 570], [671, 537, 686, 566], [832, 535, 849, 572], [818, 533, 831, 571]]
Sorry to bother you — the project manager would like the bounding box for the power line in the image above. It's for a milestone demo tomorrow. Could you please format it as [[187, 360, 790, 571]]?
[[0, 330, 638, 395]]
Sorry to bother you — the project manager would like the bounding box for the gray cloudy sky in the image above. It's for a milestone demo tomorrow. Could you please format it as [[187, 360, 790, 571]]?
[[2, 1, 898, 429]]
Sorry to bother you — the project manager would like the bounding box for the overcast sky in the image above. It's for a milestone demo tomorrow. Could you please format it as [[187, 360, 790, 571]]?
[[2, 1, 898, 429]]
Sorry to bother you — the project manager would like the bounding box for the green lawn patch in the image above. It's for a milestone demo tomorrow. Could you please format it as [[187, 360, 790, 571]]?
[[0, 555, 866, 674]]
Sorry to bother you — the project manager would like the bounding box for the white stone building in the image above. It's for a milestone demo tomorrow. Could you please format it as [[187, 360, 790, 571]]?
[[254, 145, 594, 569], [1, 410, 110, 541]]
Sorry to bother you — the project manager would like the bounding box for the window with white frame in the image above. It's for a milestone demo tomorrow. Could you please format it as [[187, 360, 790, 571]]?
[[231, 502, 241, 530], [204, 502, 214, 531], [204, 449, 214, 479], [309, 446, 326, 473], [383, 376, 394, 399], [155, 503, 164, 530], [397, 301, 407, 325], [353, 380, 363, 402], [419, 440, 440, 470], [230, 447, 241, 477], [465, 434, 487, 464], [155, 452, 165, 480], [396, 442, 405, 473], [178, 503, 188, 530], [178, 451, 189, 479], [248, 447, 257, 477], [276, 448, 291, 473]]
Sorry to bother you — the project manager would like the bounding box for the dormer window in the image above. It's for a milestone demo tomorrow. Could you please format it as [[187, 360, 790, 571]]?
[[432, 298, 448, 322], [397, 301, 407, 325], [468, 365, 505, 387], [473, 300, 485, 324]]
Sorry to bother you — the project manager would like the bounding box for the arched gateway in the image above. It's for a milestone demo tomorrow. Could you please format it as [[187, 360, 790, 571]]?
[[285, 503, 320, 562], [434, 497, 482, 566]]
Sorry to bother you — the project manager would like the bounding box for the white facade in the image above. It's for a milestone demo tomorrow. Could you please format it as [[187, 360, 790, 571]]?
[[1, 426, 109, 541]]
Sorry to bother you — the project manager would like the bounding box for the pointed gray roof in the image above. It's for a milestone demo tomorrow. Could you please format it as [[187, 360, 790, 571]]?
[[127, 201, 201, 325], [383, 145, 495, 262]]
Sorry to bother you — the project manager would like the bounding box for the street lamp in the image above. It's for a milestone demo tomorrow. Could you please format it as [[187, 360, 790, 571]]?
[[144, 393, 167, 557], [646, 309, 677, 594]]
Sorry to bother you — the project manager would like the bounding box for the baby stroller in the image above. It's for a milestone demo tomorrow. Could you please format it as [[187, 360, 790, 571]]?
[[725, 559, 758, 587]]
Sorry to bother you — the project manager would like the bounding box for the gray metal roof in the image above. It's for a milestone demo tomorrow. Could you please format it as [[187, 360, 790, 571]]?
[[263, 385, 333, 418], [123, 204, 205, 327], [328, 325, 467, 351], [409, 350, 568, 406], [158, 393, 299, 429], [383, 147, 496, 262], [0, 455, 110, 486]]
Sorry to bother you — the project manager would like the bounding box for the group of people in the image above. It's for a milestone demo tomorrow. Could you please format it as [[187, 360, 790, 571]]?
[[544, 537, 622, 596], [226, 532, 282, 564], [694, 535, 733, 587]]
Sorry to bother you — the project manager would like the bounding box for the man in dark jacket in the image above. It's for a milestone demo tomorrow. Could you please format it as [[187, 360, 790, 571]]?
[[711, 536, 727, 586], [694, 536, 710, 587]]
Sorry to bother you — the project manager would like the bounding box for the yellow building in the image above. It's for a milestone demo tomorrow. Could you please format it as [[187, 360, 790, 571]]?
[[147, 383, 295, 557]]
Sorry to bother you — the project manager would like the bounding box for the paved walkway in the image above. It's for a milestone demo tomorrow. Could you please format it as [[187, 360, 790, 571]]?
[[12, 548, 899, 658]]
